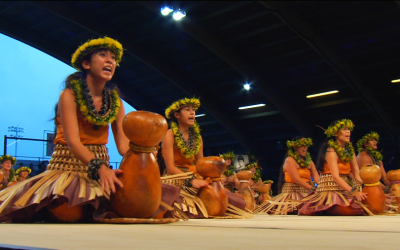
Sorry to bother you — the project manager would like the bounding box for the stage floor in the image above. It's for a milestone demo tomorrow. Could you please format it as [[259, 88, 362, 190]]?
[[0, 215, 399, 250]]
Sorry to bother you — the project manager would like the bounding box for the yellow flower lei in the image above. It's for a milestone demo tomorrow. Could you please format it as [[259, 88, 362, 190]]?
[[70, 79, 120, 126], [288, 149, 312, 168], [244, 162, 262, 182], [365, 147, 383, 164], [0, 155, 16, 165], [171, 121, 201, 158], [356, 132, 379, 153], [71, 36, 123, 70], [165, 97, 200, 119], [325, 119, 354, 137], [16, 166, 31, 175], [219, 151, 235, 162], [223, 165, 235, 177], [286, 138, 313, 148], [328, 140, 355, 163]]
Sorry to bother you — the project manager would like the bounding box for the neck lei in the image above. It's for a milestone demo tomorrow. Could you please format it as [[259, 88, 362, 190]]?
[[171, 121, 201, 159], [223, 165, 235, 177], [328, 140, 354, 163], [2, 169, 15, 183], [365, 147, 383, 164], [288, 149, 311, 168], [70, 78, 120, 129]]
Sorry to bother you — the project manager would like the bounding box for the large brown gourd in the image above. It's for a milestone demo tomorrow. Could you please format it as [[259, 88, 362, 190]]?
[[237, 170, 256, 211], [360, 164, 385, 214], [387, 169, 400, 205], [110, 111, 167, 218], [196, 156, 228, 216], [258, 183, 272, 204]]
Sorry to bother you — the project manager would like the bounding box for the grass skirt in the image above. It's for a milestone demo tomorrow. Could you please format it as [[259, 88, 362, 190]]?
[[298, 174, 365, 216], [254, 183, 309, 215]]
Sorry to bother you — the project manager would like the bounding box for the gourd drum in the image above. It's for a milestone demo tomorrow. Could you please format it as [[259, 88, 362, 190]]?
[[196, 156, 228, 216], [258, 183, 272, 204], [387, 169, 400, 205], [110, 111, 167, 218], [360, 164, 385, 214], [237, 170, 256, 211]]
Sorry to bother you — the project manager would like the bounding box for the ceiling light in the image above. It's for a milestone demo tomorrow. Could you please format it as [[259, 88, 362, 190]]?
[[195, 114, 205, 117], [306, 90, 339, 98], [161, 7, 173, 16], [172, 10, 186, 20], [391, 79, 400, 83], [244, 83, 250, 90], [238, 104, 265, 110]]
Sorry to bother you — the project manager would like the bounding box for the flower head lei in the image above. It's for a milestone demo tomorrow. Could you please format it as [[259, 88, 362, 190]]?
[[286, 138, 313, 148], [219, 151, 235, 162], [324, 119, 354, 137], [69, 78, 120, 126], [71, 36, 123, 71], [170, 121, 201, 159], [0, 155, 16, 165], [16, 166, 31, 175], [356, 132, 382, 163], [165, 97, 200, 119]]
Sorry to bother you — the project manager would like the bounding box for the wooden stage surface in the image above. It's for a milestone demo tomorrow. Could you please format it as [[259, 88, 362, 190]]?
[[0, 215, 399, 250]]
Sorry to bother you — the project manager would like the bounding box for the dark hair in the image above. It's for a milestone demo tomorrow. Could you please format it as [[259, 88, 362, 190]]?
[[237, 155, 244, 161], [168, 109, 180, 128], [156, 144, 166, 176], [277, 136, 305, 193], [315, 120, 342, 173]]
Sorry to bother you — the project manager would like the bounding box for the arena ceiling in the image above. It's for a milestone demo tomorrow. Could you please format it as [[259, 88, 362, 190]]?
[[1, 1, 400, 179]]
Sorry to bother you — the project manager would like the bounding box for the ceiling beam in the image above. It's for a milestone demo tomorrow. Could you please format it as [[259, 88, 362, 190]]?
[[258, 1, 400, 154], [137, 1, 319, 148]]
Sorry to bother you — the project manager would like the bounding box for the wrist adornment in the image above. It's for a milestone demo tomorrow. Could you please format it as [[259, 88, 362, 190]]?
[[184, 174, 197, 188], [346, 186, 360, 197], [87, 158, 103, 180]]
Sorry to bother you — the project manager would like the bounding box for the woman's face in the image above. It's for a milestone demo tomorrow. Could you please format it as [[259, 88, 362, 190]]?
[[225, 159, 232, 166], [1, 160, 12, 171], [365, 139, 378, 150], [83, 49, 116, 81], [20, 171, 28, 178], [174, 105, 196, 126], [335, 126, 351, 143], [294, 145, 308, 158]]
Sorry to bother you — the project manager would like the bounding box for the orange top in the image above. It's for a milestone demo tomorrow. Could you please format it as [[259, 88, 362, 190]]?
[[173, 146, 196, 173], [54, 109, 109, 145], [321, 158, 351, 175], [284, 168, 311, 183]]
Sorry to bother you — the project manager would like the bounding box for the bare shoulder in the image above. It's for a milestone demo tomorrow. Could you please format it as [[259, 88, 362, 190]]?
[[326, 147, 336, 153]]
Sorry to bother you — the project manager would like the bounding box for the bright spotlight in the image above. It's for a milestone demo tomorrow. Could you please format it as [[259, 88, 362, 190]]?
[[161, 7, 173, 16], [244, 83, 250, 90], [172, 10, 186, 20]]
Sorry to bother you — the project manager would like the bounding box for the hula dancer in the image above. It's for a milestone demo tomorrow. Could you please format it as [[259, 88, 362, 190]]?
[[220, 151, 240, 193], [299, 119, 368, 216], [0, 37, 129, 222], [356, 132, 390, 188], [255, 137, 319, 215], [161, 98, 247, 218], [243, 162, 264, 204], [0, 155, 17, 190], [16, 166, 31, 182]]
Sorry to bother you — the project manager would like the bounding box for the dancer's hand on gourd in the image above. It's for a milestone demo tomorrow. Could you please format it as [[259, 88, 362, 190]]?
[[355, 191, 367, 201], [191, 179, 208, 189], [98, 165, 123, 194]]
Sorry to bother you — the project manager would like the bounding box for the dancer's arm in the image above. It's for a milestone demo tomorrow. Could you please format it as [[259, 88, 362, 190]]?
[[285, 157, 313, 190], [111, 99, 129, 156], [380, 162, 391, 186], [59, 89, 122, 194], [350, 154, 363, 184], [356, 152, 371, 170], [310, 161, 320, 184]]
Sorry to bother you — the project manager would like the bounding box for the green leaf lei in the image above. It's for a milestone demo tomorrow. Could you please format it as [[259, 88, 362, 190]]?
[[288, 149, 312, 168], [1, 169, 15, 183], [223, 165, 235, 177], [328, 139, 355, 163], [171, 121, 201, 159], [69, 79, 120, 126], [365, 147, 383, 164], [252, 169, 262, 182]]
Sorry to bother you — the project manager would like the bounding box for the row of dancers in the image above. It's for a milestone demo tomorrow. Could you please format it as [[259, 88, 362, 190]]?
[[0, 36, 397, 223]]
